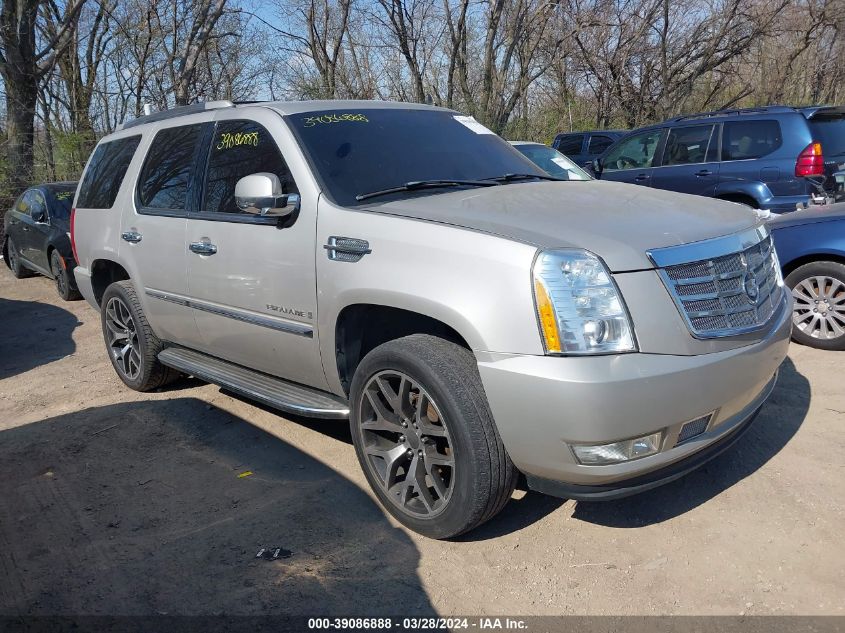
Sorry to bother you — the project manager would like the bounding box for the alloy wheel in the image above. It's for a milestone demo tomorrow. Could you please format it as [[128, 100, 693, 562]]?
[[792, 275, 845, 340], [105, 296, 142, 379], [358, 370, 455, 518]]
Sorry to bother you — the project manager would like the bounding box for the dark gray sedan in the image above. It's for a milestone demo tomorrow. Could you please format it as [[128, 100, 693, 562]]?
[[3, 182, 81, 300]]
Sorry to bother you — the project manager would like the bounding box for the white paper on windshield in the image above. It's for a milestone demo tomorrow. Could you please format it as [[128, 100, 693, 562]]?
[[453, 115, 494, 134]]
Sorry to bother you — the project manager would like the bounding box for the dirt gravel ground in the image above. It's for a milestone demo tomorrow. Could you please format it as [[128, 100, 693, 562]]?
[[0, 267, 843, 617]]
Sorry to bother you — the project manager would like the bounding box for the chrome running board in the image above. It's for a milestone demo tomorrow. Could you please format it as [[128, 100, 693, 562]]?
[[158, 347, 349, 419]]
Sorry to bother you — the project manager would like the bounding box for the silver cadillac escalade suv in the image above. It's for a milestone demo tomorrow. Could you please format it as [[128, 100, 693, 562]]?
[[71, 100, 792, 538]]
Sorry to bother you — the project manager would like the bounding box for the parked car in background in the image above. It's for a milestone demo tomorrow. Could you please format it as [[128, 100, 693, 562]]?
[[3, 182, 81, 300], [770, 204, 845, 350], [72, 100, 790, 539], [593, 105, 845, 213], [552, 129, 625, 167], [510, 141, 591, 180]]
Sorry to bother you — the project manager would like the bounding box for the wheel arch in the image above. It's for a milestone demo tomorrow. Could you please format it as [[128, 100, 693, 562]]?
[[782, 252, 845, 278], [90, 258, 131, 306], [333, 301, 474, 396], [715, 193, 760, 209]]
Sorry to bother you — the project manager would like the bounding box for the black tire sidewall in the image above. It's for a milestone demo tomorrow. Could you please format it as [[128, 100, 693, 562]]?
[[8, 237, 27, 278], [350, 337, 506, 539], [51, 251, 71, 300], [785, 260, 845, 351], [101, 282, 157, 389]]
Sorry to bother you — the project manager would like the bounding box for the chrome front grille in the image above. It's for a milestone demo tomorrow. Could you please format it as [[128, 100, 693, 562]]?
[[649, 227, 785, 339]]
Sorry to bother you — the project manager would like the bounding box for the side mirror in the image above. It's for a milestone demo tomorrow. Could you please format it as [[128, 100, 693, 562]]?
[[31, 209, 47, 223], [591, 158, 603, 175], [234, 172, 300, 218]]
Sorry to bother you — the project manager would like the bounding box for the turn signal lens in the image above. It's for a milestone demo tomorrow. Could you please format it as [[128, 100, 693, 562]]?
[[534, 278, 562, 353]]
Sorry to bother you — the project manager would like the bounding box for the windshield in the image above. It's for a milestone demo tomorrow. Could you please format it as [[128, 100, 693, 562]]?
[[48, 187, 76, 220], [513, 144, 592, 181], [809, 116, 845, 158], [288, 108, 547, 206]]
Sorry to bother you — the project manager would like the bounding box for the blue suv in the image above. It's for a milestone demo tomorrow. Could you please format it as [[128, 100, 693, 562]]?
[[593, 106, 845, 213]]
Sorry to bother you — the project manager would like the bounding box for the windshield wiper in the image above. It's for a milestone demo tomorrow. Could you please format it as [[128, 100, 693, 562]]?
[[355, 179, 499, 202], [483, 173, 564, 183]]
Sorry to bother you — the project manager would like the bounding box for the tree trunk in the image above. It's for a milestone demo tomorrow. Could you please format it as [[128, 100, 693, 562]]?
[[5, 76, 38, 194]]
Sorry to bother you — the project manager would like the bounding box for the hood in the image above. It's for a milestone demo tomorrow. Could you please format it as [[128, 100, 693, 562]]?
[[768, 203, 845, 230], [364, 180, 761, 271]]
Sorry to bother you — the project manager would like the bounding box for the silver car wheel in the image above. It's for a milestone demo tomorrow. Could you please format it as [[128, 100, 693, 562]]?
[[792, 275, 845, 340], [358, 370, 455, 519], [105, 296, 142, 380]]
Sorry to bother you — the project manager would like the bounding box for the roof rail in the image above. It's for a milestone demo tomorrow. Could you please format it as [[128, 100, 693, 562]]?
[[118, 100, 235, 130], [669, 105, 796, 123]]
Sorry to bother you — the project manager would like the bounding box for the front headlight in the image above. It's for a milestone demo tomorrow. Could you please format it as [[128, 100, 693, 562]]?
[[532, 249, 636, 354]]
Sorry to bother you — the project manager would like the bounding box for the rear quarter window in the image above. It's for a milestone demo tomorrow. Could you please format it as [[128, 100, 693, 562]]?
[[556, 134, 584, 156], [808, 116, 845, 157], [722, 120, 782, 161], [76, 136, 141, 208]]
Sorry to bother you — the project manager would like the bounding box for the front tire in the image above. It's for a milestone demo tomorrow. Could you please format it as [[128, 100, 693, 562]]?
[[101, 280, 178, 391], [50, 250, 81, 301], [785, 260, 845, 351], [349, 334, 517, 539], [6, 237, 33, 279]]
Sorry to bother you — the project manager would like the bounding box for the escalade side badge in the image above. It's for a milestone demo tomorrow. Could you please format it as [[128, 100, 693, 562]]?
[[324, 236, 371, 262]]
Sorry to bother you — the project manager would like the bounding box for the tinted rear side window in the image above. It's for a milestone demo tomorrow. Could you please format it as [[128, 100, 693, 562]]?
[[77, 136, 141, 208], [722, 120, 782, 161], [588, 135, 614, 155], [808, 116, 845, 157], [556, 135, 584, 155], [138, 124, 206, 210]]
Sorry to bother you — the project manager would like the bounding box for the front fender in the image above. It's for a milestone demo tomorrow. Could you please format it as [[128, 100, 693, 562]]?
[[316, 202, 543, 393]]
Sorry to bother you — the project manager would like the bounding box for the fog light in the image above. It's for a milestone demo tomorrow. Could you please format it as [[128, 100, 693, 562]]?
[[571, 432, 663, 465]]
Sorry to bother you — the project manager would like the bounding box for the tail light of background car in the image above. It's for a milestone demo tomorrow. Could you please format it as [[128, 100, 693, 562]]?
[[796, 142, 825, 177], [70, 208, 79, 263]]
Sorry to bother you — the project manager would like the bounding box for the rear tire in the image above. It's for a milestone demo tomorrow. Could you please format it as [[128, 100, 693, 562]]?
[[6, 237, 33, 279], [785, 261, 845, 351], [349, 334, 517, 539], [100, 280, 179, 391], [51, 250, 81, 301]]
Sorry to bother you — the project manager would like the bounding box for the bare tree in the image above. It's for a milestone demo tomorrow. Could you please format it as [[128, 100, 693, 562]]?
[[0, 0, 84, 196]]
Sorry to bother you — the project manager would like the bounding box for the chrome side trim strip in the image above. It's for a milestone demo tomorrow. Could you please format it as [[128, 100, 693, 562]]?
[[145, 289, 313, 338], [647, 224, 769, 268]]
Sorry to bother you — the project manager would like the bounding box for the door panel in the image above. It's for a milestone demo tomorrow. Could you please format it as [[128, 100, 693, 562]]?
[[121, 122, 207, 347], [185, 111, 327, 390], [12, 192, 37, 262], [599, 129, 663, 187], [651, 124, 719, 197]]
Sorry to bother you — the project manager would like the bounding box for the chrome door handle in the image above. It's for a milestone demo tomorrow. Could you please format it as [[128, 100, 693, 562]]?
[[189, 240, 217, 255], [634, 173, 650, 181], [695, 169, 713, 177], [121, 230, 142, 243]]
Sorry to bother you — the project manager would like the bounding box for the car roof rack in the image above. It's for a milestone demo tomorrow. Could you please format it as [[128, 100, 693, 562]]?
[[118, 100, 235, 130], [668, 105, 796, 123]]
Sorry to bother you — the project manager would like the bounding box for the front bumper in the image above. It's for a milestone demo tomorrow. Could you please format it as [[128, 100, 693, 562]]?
[[476, 297, 791, 492]]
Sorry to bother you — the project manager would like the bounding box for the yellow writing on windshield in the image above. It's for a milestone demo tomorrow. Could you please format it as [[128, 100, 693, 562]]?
[[217, 131, 259, 150], [303, 113, 368, 128]]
